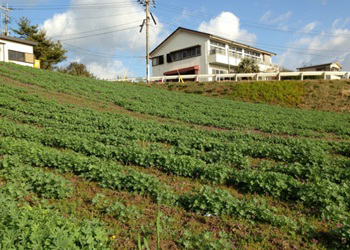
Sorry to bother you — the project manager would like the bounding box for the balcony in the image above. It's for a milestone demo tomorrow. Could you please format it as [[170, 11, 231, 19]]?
[[210, 48, 226, 56], [208, 49, 278, 71]]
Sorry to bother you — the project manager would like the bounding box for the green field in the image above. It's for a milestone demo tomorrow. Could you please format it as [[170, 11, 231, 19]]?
[[0, 62, 350, 249]]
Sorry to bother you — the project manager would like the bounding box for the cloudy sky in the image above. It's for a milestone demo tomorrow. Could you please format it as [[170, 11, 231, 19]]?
[[6, 0, 350, 79]]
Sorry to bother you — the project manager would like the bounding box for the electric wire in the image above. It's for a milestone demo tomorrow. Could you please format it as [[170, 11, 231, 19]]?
[[153, 21, 349, 57], [51, 20, 143, 38], [59, 26, 139, 41], [155, 2, 350, 37]]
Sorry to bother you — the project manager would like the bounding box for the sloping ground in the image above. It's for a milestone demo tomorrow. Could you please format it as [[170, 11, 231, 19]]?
[[0, 62, 350, 249], [150, 80, 350, 112]]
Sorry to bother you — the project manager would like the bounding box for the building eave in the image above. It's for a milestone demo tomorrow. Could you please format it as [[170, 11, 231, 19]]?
[[209, 35, 277, 56], [150, 27, 276, 57], [297, 61, 343, 70], [0, 35, 38, 46]]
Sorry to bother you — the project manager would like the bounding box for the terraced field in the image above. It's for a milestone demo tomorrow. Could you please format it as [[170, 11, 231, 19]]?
[[0, 62, 350, 249]]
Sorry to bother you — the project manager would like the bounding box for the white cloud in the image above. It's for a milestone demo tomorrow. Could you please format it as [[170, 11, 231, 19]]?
[[276, 19, 350, 71], [11, 0, 48, 5], [301, 22, 319, 33], [274, 11, 292, 23], [259, 11, 292, 30], [260, 11, 292, 24], [86, 60, 129, 80], [332, 18, 350, 30], [259, 11, 272, 23], [41, 0, 166, 79], [198, 12, 256, 44]]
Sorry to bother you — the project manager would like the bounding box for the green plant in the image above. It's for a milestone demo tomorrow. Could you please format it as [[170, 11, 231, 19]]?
[[177, 230, 232, 249]]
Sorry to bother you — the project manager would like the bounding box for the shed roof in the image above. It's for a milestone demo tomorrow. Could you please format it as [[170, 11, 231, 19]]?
[[0, 35, 38, 46], [297, 62, 343, 70], [150, 27, 276, 56]]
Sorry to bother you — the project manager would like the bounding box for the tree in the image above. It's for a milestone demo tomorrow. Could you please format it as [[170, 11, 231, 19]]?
[[235, 58, 260, 73], [57, 62, 95, 78], [12, 17, 67, 70]]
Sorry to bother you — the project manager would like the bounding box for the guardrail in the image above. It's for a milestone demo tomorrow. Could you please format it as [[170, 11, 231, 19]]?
[[112, 71, 350, 83]]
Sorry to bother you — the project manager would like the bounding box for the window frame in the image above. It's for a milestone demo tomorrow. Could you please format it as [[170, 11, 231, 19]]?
[[9, 50, 25, 62], [152, 55, 164, 66], [167, 45, 201, 63], [212, 68, 227, 74]]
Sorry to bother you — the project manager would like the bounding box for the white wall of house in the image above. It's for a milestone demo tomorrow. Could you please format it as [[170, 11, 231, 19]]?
[[151, 31, 209, 76], [0, 44, 4, 62], [0, 39, 35, 67]]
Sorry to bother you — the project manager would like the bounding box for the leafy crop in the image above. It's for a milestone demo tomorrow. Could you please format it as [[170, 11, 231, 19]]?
[[0, 156, 73, 199], [0, 62, 350, 248]]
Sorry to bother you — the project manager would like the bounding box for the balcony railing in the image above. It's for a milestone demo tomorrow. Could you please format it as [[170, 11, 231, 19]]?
[[228, 51, 243, 59], [209, 50, 278, 69], [210, 48, 226, 56]]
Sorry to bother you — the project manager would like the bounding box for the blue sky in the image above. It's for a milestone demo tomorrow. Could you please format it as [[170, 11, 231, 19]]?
[[6, 0, 350, 78]]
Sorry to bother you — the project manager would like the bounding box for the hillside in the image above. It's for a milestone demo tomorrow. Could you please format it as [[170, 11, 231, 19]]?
[[149, 80, 350, 113], [0, 62, 350, 249]]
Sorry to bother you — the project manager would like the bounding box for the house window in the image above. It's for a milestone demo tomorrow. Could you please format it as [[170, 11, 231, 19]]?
[[212, 69, 227, 74], [228, 46, 243, 58], [167, 45, 201, 63], [245, 50, 261, 58], [9, 50, 25, 62], [210, 40, 226, 55], [244, 50, 262, 63], [152, 55, 164, 66], [210, 41, 225, 48]]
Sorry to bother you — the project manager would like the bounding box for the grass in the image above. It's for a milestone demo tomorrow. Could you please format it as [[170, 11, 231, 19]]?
[[150, 79, 350, 112]]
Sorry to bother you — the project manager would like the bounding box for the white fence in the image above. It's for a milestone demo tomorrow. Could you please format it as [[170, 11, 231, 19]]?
[[113, 71, 350, 83]]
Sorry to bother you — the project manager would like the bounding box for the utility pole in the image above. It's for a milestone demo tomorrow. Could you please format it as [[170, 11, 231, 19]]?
[[145, 0, 150, 83], [0, 3, 12, 36], [138, 0, 156, 83]]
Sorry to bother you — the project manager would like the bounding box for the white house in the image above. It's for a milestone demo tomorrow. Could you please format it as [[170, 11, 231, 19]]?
[[0, 35, 37, 67], [297, 62, 343, 80], [297, 62, 342, 72], [150, 27, 278, 78]]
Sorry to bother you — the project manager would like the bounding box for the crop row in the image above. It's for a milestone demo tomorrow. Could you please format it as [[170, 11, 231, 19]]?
[[258, 161, 350, 184], [0, 118, 249, 174], [0, 136, 308, 229], [0, 136, 174, 203], [4, 62, 349, 137], [1, 89, 346, 151], [0, 156, 73, 199], [1, 79, 348, 142], [1, 114, 345, 174], [228, 168, 350, 220], [0, 187, 111, 249], [5, 115, 346, 197], [1, 134, 349, 220], [1, 59, 350, 248], [1, 89, 347, 161], [111, 85, 350, 137]]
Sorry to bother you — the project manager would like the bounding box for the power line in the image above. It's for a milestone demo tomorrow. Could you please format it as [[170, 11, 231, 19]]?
[[154, 21, 350, 55], [155, 2, 350, 38], [10, 2, 136, 11], [62, 42, 143, 58], [51, 20, 143, 38], [11, 1, 132, 8], [59, 26, 139, 41], [18, 11, 144, 21]]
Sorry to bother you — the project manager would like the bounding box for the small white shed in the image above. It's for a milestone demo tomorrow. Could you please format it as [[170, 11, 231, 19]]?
[[0, 35, 38, 67]]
